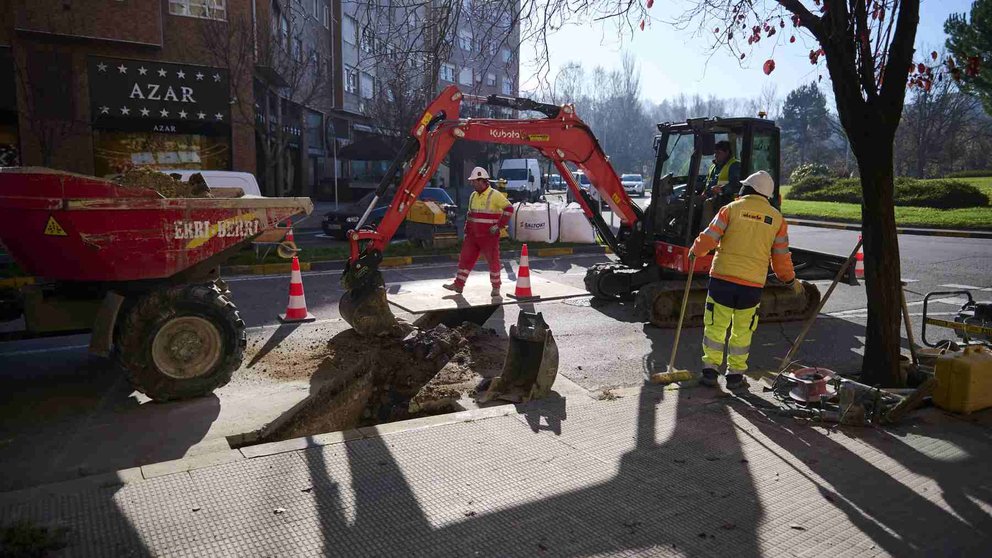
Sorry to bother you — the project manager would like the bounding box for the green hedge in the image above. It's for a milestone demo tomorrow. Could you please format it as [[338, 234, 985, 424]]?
[[786, 176, 990, 209], [947, 170, 992, 179]]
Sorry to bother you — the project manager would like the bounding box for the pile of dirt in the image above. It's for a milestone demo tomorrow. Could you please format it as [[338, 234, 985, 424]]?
[[256, 323, 507, 443], [114, 167, 212, 198]]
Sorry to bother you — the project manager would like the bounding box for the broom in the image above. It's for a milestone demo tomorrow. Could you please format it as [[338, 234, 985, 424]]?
[[650, 254, 701, 385]]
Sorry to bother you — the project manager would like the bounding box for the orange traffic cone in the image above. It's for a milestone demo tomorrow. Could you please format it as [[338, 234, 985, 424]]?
[[279, 256, 315, 323], [855, 235, 865, 279], [509, 243, 535, 299], [278, 218, 299, 259]]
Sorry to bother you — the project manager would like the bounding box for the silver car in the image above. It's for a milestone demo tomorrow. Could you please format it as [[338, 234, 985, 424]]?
[[620, 174, 644, 196]]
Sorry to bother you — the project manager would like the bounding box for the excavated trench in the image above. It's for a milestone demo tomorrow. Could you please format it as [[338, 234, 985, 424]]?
[[231, 305, 505, 448]]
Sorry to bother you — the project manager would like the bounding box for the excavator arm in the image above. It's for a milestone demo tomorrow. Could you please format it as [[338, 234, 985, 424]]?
[[342, 85, 643, 295]]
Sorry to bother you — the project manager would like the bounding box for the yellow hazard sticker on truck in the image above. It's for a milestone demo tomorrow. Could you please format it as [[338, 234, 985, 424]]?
[[420, 111, 433, 126], [528, 134, 550, 142], [44, 216, 67, 236]]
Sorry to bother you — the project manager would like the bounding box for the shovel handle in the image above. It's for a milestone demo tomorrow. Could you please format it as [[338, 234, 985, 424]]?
[[667, 256, 696, 372]]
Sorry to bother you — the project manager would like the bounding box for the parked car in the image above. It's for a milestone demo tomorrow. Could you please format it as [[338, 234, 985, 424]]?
[[497, 158, 542, 202], [544, 173, 565, 191], [620, 173, 645, 196], [321, 187, 455, 239]]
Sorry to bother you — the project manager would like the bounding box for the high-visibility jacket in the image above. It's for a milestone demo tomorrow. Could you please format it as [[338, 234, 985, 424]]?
[[691, 194, 795, 288], [465, 186, 513, 237], [706, 157, 739, 189]]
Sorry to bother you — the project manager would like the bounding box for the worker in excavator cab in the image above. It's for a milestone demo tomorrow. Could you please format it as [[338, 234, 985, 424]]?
[[690, 170, 802, 391], [699, 141, 741, 228], [443, 167, 513, 297]]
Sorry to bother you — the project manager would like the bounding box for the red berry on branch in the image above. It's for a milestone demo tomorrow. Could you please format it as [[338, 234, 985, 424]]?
[[763, 59, 776, 75]]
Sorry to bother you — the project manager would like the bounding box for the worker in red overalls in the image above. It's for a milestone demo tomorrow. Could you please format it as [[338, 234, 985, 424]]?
[[443, 167, 513, 297]]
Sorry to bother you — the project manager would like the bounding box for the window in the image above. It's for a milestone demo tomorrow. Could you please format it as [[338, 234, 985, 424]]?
[[361, 26, 376, 54], [458, 67, 473, 86], [274, 4, 289, 47], [501, 76, 512, 95], [323, 5, 330, 28], [294, 38, 304, 62], [345, 66, 358, 93], [440, 63, 455, 82], [343, 16, 358, 46], [306, 110, 324, 150], [310, 49, 320, 77], [312, 0, 319, 18], [485, 73, 496, 86], [360, 72, 374, 100], [169, 0, 226, 20], [458, 30, 473, 52], [501, 48, 511, 63]]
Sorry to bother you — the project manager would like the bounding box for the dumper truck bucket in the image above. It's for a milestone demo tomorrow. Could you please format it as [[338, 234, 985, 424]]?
[[480, 312, 559, 404]]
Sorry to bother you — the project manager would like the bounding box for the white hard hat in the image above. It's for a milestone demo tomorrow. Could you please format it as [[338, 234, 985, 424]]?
[[742, 170, 775, 198], [467, 166, 490, 181]]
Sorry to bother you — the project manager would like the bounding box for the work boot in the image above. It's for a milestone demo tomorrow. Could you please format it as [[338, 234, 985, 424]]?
[[700, 367, 719, 387], [491, 287, 501, 297], [725, 373, 749, 391], [442, 283, 463, 294]]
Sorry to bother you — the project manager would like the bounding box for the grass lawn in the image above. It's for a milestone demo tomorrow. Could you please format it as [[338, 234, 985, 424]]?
[[780, 177, 992, 230]]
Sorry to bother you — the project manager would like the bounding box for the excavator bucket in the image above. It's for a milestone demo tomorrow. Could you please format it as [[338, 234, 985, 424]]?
[[339, 269, 405, 338], [479, 312, 559, 404]]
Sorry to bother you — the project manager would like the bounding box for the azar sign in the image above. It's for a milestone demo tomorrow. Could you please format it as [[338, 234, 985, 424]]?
[[88, 56, 230, 135]]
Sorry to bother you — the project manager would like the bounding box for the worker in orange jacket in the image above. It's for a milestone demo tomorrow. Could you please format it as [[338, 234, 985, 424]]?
[[443, 167, 513, 297], [690, 170, 802, 390]]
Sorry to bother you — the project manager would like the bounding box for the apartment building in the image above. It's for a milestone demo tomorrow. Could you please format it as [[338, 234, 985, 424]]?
[[0, 0, 338, 197], [332, 0, 520, 199]]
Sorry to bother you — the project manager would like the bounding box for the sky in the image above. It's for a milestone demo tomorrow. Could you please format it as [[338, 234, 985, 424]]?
[[524, 0, 973, 104]]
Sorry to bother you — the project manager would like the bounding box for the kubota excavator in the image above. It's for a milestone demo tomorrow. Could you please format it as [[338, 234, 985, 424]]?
[[339, 85, 855, 336]]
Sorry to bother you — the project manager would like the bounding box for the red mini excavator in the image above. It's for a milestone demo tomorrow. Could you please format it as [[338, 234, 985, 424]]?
[[340, 86, 855, 335]]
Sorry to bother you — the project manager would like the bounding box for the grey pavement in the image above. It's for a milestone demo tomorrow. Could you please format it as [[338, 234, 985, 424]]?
[[2, 383, 991, 556]]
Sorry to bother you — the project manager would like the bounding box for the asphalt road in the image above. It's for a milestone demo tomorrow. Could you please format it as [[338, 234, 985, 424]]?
[[0, 221, 988, 490]]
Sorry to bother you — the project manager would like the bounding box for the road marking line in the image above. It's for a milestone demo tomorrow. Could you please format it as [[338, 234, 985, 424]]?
[[939, 284, 983, 290]]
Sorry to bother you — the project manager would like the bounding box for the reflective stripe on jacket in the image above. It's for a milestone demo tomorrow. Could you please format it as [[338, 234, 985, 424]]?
[[466, 187, 513, 236], [690, 194, 796, 287]]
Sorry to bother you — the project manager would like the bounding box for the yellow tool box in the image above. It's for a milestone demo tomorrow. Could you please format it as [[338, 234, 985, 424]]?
[[933, 345, 992, 414]]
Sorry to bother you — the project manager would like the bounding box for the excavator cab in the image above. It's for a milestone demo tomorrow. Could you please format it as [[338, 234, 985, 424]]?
[[647, 117, 782, 248]]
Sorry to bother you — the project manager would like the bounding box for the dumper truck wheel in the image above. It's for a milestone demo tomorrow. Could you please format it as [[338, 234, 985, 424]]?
[[116, 283, 246, 401]]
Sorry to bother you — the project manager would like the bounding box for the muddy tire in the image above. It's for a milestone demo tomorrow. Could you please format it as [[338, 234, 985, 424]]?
[[116, 283, 245, 402]]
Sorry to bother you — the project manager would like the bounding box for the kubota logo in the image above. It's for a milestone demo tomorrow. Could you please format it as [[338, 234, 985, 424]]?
[[489, 129, 522, 140]]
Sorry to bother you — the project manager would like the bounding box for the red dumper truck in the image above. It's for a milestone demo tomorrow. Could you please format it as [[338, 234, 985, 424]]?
[[0, 168, 312, 401]]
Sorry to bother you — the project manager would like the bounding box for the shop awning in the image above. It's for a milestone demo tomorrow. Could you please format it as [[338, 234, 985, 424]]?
[[339, 135, 399, 161]]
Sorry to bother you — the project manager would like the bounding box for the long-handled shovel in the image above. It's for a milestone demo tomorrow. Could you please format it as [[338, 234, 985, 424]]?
[[650, 255, 699, 385]]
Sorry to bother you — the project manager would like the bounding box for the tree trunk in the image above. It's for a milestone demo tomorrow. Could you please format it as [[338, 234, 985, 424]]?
[[854, 138, 906, 387]]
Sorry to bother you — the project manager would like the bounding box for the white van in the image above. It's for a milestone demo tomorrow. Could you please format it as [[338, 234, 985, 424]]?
[[497, 158, 542, 202], [158, 170, 263, 197]]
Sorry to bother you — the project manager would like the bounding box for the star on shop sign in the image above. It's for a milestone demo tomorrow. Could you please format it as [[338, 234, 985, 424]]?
[[99, 106, 110, 114], [215, 113, 223, 121], [120, 106, 130, 115], [197, 112, 206, 119], [178, 110, 188, 119], [97, 62, 107, 72], [138, 66, 148, 76], [157, 68, 167, 77], [177, 70, 186, 79], [195, 72, 204, 80], [213, 73, 221, 82], [140, 107, 150, 117], [160, 109, 170, 117], [117, 64, 128, 74]]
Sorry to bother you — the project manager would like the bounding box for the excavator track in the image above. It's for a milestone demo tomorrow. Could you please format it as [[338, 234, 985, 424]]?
[[634, 280, 822, 328]]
